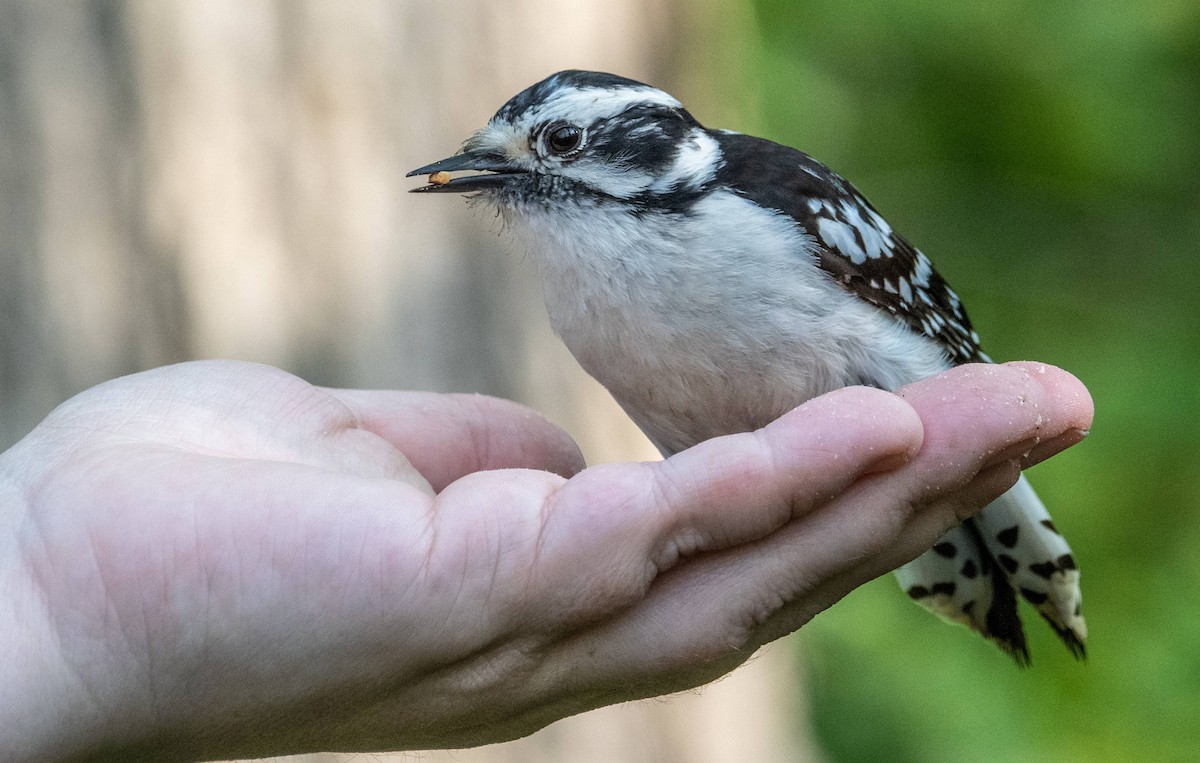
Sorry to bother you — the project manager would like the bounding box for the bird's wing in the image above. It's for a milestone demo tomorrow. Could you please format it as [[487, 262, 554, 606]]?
[[713, 132, 985, 365], [710, 133, 1087, 663]]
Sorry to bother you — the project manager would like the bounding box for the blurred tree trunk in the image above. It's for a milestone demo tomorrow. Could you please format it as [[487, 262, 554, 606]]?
[[0, 1, 823, 761]]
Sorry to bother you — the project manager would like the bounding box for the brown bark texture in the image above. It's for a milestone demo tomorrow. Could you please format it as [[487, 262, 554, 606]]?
[[0, 2, 821, 760]]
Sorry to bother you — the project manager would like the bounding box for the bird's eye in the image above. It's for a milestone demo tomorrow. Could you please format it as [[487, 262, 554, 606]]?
[[545, 124, 583, 155]]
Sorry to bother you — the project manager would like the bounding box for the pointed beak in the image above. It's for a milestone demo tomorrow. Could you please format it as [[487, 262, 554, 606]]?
[[407, 149, 526, 193]]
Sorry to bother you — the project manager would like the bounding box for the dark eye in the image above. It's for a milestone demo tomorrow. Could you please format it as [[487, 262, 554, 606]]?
[[546, 124, 583, 155]]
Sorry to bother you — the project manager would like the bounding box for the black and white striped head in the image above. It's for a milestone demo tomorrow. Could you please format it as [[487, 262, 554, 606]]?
[[409, 70, 722, 210], [411, 71, 985, 366]]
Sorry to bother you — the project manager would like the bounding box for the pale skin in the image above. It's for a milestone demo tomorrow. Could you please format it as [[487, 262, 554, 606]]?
[[0, 360, 1092, 762]]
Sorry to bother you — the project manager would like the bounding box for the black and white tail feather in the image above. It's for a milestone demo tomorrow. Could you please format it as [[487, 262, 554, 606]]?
[[896, 477, 1085, 663], [408, 70, 1087, 663]]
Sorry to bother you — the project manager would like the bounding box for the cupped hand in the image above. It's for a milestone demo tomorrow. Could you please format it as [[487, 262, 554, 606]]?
[[0, 360, 1092, 762]]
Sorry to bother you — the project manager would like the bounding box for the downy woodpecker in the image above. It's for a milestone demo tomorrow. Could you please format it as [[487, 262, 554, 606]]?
[[409, 70, 1085, 663]]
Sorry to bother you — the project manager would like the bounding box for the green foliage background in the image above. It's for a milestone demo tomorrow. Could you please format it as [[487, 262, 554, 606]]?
[[683, 1, 1200, 760]]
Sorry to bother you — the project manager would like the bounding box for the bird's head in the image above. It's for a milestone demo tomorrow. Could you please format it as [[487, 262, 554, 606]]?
[[408, 70, 723, 212]]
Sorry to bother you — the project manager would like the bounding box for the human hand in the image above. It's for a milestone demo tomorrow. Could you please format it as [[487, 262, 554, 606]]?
[[0, 360, 1091, 762]]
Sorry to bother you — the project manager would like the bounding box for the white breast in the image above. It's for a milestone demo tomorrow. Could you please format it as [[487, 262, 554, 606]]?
[[505, 191, 950, 454]]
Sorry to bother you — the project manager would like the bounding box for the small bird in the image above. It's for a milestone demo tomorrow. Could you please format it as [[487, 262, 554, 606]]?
[[409, 70, 1085, 663]]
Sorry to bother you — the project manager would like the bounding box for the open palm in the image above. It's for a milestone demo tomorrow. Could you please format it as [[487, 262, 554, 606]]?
[[0, 360, 1091, 761]]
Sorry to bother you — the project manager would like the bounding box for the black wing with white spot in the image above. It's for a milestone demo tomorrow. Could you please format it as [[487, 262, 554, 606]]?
[[712, 132, 985, 365]]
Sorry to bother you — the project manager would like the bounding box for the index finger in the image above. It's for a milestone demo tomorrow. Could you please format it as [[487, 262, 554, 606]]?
[[535, 385, 925, 596]]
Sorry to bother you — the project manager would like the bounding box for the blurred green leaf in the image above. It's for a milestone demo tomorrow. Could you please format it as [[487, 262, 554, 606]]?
[[724, 0, 1200, 759]]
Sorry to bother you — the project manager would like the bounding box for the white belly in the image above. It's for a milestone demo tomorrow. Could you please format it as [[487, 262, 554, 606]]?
[[508, 191, 951, 454]]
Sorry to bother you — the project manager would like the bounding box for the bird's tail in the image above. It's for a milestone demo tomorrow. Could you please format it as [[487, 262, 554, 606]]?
[[895, 474, 1086, 663]]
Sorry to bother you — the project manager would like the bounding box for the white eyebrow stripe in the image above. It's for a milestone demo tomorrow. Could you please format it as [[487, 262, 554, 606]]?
[[527, 86, 682, 127]]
